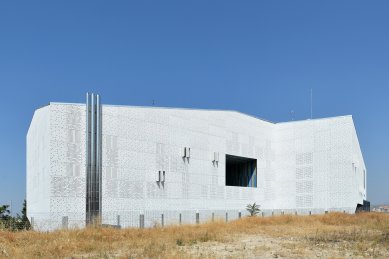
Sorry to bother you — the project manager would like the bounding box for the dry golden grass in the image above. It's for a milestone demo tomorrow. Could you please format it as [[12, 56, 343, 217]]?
[[1, 212, 389, 258]]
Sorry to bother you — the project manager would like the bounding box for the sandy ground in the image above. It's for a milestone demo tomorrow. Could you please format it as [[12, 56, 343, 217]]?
[[181, 233, 389, 258]]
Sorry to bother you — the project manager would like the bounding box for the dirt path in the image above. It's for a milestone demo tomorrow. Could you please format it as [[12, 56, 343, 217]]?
[[181, 233, 388, 258]]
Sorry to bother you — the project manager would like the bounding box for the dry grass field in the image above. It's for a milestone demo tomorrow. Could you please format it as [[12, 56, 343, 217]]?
[[1, 212, 389, 258]]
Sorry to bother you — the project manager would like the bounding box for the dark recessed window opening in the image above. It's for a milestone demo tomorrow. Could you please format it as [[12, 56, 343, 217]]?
[[226, 154, 257, 187]]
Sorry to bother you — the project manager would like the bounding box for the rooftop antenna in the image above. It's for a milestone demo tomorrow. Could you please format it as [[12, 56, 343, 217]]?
[[152, 100, 155, 106], [290, 110, 295, 121], [310, 88, 313, 119]]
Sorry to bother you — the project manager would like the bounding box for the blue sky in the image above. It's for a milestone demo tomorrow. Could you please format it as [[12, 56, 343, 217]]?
[[1, 1, 388, 213]]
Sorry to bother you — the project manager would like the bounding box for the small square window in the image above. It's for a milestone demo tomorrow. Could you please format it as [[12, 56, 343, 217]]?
[[225, 154, 257, 188]]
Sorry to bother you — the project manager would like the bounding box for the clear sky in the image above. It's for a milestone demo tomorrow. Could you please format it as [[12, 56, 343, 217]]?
[[1, 1, 388, 214]]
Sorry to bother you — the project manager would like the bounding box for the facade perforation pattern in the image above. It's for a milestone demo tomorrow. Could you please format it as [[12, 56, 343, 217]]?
[[27, 104, 366, 230]]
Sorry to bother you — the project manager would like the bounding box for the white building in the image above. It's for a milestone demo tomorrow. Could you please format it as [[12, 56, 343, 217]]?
[[27, 94, 368, 231]]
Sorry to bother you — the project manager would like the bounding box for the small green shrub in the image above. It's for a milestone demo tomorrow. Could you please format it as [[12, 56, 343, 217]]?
[[246, 203, 261, 217]]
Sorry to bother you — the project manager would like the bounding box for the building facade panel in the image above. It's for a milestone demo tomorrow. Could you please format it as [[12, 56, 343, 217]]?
[[27, 102, 367, 231]]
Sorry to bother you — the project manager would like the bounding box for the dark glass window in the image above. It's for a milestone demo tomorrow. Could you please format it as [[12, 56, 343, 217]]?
[[225, 154, 257, 187]]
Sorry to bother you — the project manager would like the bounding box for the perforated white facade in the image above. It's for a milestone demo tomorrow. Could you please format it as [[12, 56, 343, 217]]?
[[27, 102, 367, 231]]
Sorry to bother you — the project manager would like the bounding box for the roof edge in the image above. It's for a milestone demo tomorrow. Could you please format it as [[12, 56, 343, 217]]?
[[276, 115, 353, 124], [47, 102, 352, 124], [49, 102, 276, 124]]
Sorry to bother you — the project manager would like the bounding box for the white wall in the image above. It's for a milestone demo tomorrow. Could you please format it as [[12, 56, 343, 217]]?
[[100, 106, 274, 227], [27, 106, 51, 227], [27, 103, 367, 230], [27, 103, 87, 230], [48, 103, 86, 229], [274, 116, 366, 214]]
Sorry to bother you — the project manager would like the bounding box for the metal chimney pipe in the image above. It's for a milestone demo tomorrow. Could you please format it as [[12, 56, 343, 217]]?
[[86, 93, 102, 225]]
